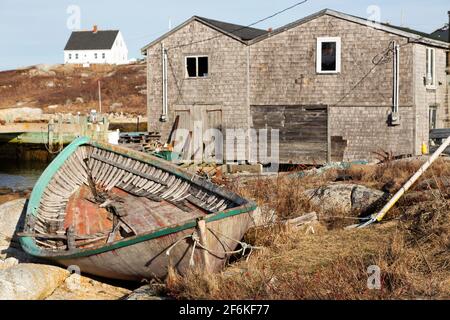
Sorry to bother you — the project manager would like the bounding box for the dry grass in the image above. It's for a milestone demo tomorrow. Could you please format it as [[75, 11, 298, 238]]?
[[164, 158, 450, 300], [0, 63, 146, 115]]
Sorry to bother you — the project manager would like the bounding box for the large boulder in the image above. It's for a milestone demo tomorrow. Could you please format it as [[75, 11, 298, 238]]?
[[0, 199, 42, 263], [0, 257, 19, 271], [0, 264, 69, 300], [0, 199, 27, 248], [304, 184, 387, 215]]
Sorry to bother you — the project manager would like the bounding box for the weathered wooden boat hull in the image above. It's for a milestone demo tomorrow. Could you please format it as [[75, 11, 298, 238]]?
[[19, 137, 257, 281], [56, 213, 253, 281]]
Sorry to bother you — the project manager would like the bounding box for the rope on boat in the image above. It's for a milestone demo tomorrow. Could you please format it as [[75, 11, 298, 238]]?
[[165, 229, 263, 266]]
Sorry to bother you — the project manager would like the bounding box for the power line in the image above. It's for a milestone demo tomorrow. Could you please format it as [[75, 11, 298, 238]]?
[[331, 40, 396, 107], [166, 0, 309, 51]]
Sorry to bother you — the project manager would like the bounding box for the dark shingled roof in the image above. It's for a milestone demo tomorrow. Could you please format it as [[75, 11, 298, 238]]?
[[64, 30, 119, 50], [196, 16, 268, 41], [430, 26, 449, 43]]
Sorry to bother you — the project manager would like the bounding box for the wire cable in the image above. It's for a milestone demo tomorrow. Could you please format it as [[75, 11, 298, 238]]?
[[166, 0, 309, 51]]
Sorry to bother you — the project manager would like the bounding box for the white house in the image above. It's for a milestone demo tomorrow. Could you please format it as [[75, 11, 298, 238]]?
[[64, 26, 128, 65]]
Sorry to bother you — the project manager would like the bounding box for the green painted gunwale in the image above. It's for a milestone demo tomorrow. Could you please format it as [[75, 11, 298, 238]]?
[[19, 137, 257, 260]]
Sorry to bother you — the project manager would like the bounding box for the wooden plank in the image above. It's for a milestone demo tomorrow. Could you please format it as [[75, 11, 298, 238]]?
[[91, 153, 168, 186]]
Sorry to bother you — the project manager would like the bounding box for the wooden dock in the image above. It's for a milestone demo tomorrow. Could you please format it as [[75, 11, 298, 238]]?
[[0, 116, 110, 147]]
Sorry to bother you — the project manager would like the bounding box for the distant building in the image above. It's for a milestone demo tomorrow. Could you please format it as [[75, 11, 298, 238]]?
[[64, 26, 128, 65]]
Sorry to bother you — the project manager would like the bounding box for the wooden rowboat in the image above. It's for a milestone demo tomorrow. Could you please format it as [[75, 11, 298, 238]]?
[[19, 137, 257, 281]]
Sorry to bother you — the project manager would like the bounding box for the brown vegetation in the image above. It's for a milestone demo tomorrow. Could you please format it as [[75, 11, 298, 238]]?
[[0, 63, 146, 115], [165, 158, 450, 299]]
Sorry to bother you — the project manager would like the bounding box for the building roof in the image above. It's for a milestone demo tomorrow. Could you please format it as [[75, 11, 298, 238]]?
[[141, 16, 267, 53], [430, 25, 449, 43], [249, 9, 449, 48], [195, 16, 268, 41], [141, 9, 449, 53], [64, 30, 119, 50]]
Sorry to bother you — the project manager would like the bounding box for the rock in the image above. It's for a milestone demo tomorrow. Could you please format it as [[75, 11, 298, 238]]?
[[46, 81, 55, 87], [75, 97, 84, 104], [139, 89, 147, 95], [250, 206, 277, 228], [65, 99, 72, 105], [46, 274, 131, 300], [34, 64, 58, 72], [304, 184, 386, 214], [416, 176, 450, 191], [110, 102, 123, 112], [0, 257, 19, 270], [0, 199, 43, 263], [0, 107, 43, 122], [0, 199, 27, 248], [28, 69, 56, 77], [47, 104, 59, 109], [125, 284, 166, 300], [80, 73, 89, 78], [0, 264, 69, 300]]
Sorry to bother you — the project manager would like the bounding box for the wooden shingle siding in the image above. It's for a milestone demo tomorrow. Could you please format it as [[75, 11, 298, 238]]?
[[145, 11, 449, 164], [251, 105, 328, 164]]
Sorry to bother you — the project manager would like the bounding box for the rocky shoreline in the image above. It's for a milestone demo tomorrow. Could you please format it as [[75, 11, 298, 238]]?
[[0, 196, 164, 300]]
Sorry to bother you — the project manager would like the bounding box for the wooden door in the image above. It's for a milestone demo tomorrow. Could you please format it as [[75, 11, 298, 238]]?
[[173, 106, 222, 162]]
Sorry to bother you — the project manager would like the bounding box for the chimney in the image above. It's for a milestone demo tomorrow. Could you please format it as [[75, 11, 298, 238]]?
[[268, 27, 273, 32], [448, 11, 450, 44], [93, 25, 98, 33]]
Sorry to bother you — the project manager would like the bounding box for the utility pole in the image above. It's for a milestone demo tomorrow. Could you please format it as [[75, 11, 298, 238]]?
[[98, 80, 102, 115]]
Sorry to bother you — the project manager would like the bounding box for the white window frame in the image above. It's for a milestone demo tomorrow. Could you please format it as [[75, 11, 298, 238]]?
[[68, 53, 72, 60], [94, 53, 98, 59], [185, 55, 209, 78], [75, 53, 79, 60], [102, 53, 106, 59], [316, 37, 341, 74], [425, 47, 436, 89]]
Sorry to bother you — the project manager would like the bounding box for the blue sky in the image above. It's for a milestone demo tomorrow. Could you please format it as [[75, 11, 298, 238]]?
[[0, 0, 448, 71]]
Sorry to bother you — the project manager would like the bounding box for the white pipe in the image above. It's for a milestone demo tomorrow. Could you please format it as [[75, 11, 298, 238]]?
[[359, 134, 450, 228], [164, 47, 168, 119], [161, 43, 168, 122], [393, 42, 400, 115]]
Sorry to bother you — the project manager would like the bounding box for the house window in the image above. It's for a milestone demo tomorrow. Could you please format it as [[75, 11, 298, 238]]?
[[316, 37, 341, 73], [102, 53, 106, 59], [429, 106, 437, 129], [94, 53, 98, 59], [185, 56, 209, 78], [426, 48, 435, 87], [68, 54, 72, 59], [75, 53, 79, 59]]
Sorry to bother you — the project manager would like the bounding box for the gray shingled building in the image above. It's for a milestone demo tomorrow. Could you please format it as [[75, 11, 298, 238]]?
[[142, 9, 450, 164]]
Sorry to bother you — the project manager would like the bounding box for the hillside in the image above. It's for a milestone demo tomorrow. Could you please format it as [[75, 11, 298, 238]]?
[[0, 62, 147, 116]]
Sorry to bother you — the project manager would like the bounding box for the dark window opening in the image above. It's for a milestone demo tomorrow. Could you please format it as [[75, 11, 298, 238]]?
[[198, 57, 208, 77], [429, 106, 437, 129], [186, 56, 208, 78], [186, 57, 197, 77], [321, 42, 336, 71]]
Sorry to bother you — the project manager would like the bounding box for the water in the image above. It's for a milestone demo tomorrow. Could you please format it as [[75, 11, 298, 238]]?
[[0, 161, 47, 192]]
